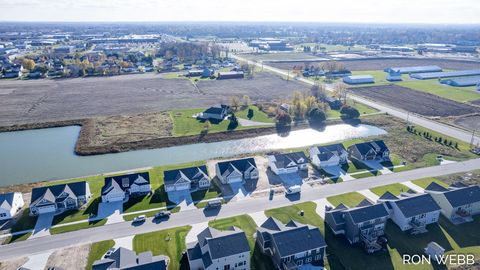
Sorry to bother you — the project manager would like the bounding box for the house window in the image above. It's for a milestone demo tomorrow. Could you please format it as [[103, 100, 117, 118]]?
[[0, 213, 6, 217], [315, 255, 323, 260], [306, 257, 312, 263]]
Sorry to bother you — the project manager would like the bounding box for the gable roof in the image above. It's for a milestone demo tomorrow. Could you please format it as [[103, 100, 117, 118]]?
[[102, 172, 150, 195], [258, 217, 326, 258], [163, 166, 209, 186], [346, 203, 389, 224], [425, 182, 449, 192], [31, 182, 88, 206], [317, 143, 346, 154], [378, 191, 399, 201], [271, 152, 307, 169], [217, 158, 257, 175], [348, 140, 389, 156], [356, 199, 373, 207], [203, 104, 229, 115], [92, 247, 167, 270], [392, 194, 441, 218], [196, 227, 250, 260], [443, 186, 480, 208], [0, 192, 16, 210]]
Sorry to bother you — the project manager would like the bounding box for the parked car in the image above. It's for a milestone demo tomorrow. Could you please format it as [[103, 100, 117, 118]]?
[[133, 215, 146, 223], [154, 210, 171, 219], [104, 248, 116, 258], [286, 185, 301, 195], [206, 199, 222, 209]]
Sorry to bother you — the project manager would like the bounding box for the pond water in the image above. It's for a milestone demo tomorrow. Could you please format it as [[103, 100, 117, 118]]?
[[0, 124, 386, 187]]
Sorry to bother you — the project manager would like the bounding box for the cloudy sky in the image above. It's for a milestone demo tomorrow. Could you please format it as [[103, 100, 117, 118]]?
[[0, 0, 479, 24]]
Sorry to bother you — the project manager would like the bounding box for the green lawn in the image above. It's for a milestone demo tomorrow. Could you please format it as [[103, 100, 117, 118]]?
[[370, 183, 412, 196], [327, 192, 367, 207], [133, 226, 191, 270], [2, 232, 32, 245], [412, 177, 449, 189], [265, 202, 324, 228], [86, 240, 115, 270], [398, 80, 480, 103], [10, 210, 37, 233], [235, 105, 274, 123], [208, 214, 274, 270], [50, 219, 107, 234]]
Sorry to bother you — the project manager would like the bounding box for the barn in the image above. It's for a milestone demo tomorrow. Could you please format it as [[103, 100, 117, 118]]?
[[384, 65, 442, 74], [343, 75, 375, 85], [440, 76, 480, 87], [410, 69, 480, 80], [386, 71, 402, 81]]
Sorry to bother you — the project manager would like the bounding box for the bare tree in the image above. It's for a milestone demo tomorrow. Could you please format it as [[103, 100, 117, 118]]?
[[333, 82, 349, 103]]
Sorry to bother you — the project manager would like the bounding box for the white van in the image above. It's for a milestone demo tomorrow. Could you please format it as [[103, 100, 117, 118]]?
[[286, 185, 301, 195]]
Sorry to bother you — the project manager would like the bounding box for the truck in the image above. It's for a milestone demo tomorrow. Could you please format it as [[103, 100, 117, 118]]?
[[286, 185, 301, 195], [206, 199, 222, 209]]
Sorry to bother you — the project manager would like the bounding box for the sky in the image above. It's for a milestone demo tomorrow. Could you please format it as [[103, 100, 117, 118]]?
[[0, 0, 479, 24]]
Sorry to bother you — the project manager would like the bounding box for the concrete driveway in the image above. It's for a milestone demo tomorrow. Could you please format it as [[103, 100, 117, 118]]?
[[361, 160, 393, 175], [166, 190, 196, 211], [97, 201, 123, 224], [31, 212, 54, 238], [322, 166, 355, 181]]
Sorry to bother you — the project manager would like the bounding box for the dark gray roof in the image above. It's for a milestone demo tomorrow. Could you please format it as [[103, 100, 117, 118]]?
[[203, 104, 228, 115], [30, 181, 88, 206], [348, 140, 389, 156], [0, 192, 16, 210], [92, 247, 167, 270], [272, 152, 307, 169], [258, 217, 326, 258], [356, 199, 373, 207], [392, 194, 441, 218], [317, 152, 335, 162], [217, 158, 257, 175], [378, 191, 398, 201], [346, 203, 389, 224], [205, 227, 250, 259], [450, 182, 468, 188], [102, 172, 150, 195], [425, 182, 448, 192], [163, 166, 209, 186], [316, 143, 346, 156], [443, 186, 480, 208]]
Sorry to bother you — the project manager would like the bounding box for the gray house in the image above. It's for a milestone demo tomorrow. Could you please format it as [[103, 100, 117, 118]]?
[[92, 247, 168, 270], [198, 104, 230, 121], [325, 200, 389, 253], [256, 217, 327, 269], [163, 166, 211, 192], [29, 182, 91, 216], [347, 140, 390, 162]]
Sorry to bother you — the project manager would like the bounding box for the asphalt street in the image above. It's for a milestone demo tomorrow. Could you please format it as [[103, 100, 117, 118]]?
[[1, 158, 479, 261]]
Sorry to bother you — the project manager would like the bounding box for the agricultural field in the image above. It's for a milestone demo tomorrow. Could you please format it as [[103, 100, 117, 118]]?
[[350, 85, 480, 117], [241, 52, 325, 62]]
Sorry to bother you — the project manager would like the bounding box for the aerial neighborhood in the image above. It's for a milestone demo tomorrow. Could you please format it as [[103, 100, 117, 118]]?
[[1, 20, 480, 270]]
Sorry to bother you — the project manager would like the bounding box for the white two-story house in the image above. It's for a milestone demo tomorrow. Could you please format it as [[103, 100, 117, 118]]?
[[101, 172, 151, 203], [0, 192, 24, 220], [163, 166, 211, 192], [268, 152, 308, 175], [309, 143, 348, 168], [30, 182, 91, 216]]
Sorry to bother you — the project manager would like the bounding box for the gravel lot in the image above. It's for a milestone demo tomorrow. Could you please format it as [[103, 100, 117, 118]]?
[[0, 72, 307, 126], [350, 85, 480, 117], [267, 57, 480, 71]]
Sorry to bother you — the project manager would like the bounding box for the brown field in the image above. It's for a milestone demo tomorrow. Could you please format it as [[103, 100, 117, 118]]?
[[452, 115, 480, 131], [350, 85, 480, 117], [267, 57, 480, 71]]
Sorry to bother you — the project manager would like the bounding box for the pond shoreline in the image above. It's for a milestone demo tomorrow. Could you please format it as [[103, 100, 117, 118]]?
[[1, 117, 352, 156]]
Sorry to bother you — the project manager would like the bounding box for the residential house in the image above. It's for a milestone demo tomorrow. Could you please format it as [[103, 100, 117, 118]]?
[[198, 104, 230, 121], [268, 152, 308, 175], [163, 166, 211, 192], [216, 158, 259, 184], [380, 192, 441, 234], [325, 200, 389, 253], [187, 227, 250, 270], [347, 140, 390, 162], [30, 182, 91, 216], [310, 143, 348, 168], [425, 183, 480, 224], [256, 217, 327, 269], [92, 247, 168, 270], [0, 192, 24, 220], [101, 172, 151, 203]]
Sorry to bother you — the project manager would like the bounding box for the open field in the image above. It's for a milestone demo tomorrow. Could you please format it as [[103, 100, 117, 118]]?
[[452, 114, 480, 131], [0, 72, 308, 127], [241, 52, 325, 62], [350, 85, 480, 117], [397, 80, 480, 103], [370, 183, 412, 196], [267, 57, 480, 71]]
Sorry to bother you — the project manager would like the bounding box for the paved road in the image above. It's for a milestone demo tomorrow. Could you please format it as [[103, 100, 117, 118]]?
[[231, 54, 480, 145], [1, 158, 479, 261]]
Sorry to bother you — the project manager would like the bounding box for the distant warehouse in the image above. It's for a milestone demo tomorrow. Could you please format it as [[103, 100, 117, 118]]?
[[343, 75, 375, 85], [440, 76, 480, 87], [410, 69, 480, 80], [384, 65, 442, 74], [217, 71, 244, 80]]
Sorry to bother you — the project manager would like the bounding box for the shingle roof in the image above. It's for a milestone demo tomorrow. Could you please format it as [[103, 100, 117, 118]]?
[[443, 186, 480, 208], [349, 140, 388, 156], [378, 191, 399, 201], [258, 217, 326, 258], [392, 194, 441, 218], [0, 192, 16, 210], [425, 182, 449, 192], [271, 152, 307, 169], [316, 143, 346, 155], [346, 203, 389, 224], [31, 182, 88, 206], [92, 247, 167, 270], [217, 158, 257, 175], [163, 166, 209, 186], [356, 199, 373, 207], [203, 227, 250, 259], [102, 172, 150, 195]]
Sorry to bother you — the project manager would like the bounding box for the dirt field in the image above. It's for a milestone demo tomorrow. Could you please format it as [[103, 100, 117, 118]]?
[[0, 72, 307, 127], [81, 112, 173, 147], [267, 57, 480, 71], [453, 114, 480, 130], [350, 85, 480, 117], [0, 257, 27, 270], [45, 244, 90, 270]]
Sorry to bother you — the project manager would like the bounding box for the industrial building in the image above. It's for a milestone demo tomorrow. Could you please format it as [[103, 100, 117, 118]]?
[[343, 75, 375, 84], [440, 76, 480, 87], [410, 69, 480, 80], [384, 65, 442, 74]]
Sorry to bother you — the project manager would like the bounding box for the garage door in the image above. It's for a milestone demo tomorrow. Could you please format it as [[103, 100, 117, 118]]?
[[228, 176, 243, 184], [37, 205, 56, 214]]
